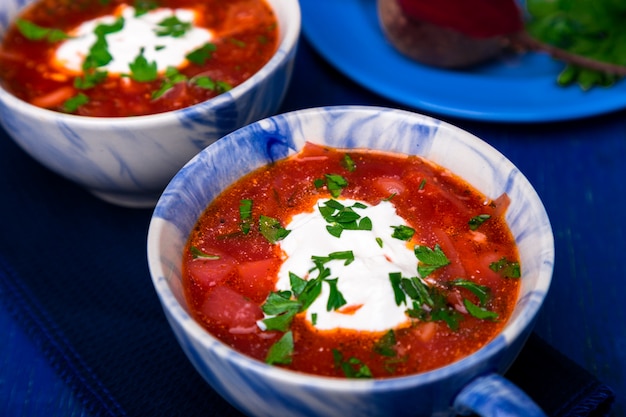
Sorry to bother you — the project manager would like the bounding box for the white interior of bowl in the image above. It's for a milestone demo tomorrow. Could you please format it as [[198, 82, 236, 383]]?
[[0, 0, 301, 127], [147, 105, 554, 392]]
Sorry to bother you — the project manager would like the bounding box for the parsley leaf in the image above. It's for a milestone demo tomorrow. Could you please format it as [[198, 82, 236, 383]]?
[[315, 174, 348, 197], [261, 290, 300, 332], [451, 279, 490, 306], [526, 0, 626, 89], [333, 349, 372, 379], [74, 70, 108, 90], [133, 0, 158, 16], [239, 199, 253, 234], [464, 299, 499, 321], [152, 66, 188, 99], [489, 257, 521, 278], [297, 275, 323, 312], [259, 215, 290, 243], [391, 225, 415, 241], [265, 331, 294, 365], [373, 330, 397, 357], [342, 154, 356, 172], [63, 93, 89, 113], [400, 276, 434, 308], [187, 43, 217, 65], [155, 15, 191, 38], [193, 76, 232, 93], [289, 272, 307, 297], [81, 18, 124, 71], [129, 48, 158, 82], [414, 244, 450, 278], [389, 272, 406, 306], [325, 278, 347, 311], [311, 251, 355, 267], [190, 246, 220, 260], [16, 19, 69, 42], [318, 199, 372, 238], [468, 214, 491, 231]]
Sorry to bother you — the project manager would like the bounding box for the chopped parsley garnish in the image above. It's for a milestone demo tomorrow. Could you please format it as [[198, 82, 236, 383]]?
[[414, 244, 450, 278], [342, 154, 356, 172], [84, 35, 112, 70], [489, 257, 521, 278], [228, 37, 246, 48], [128, 47, 158, 82], [259, 215, 290, 243], [333, 349, 372, 379], [391, 225, 415, 241], [16, 19, 69, 42], [152, 68, 232, 100], [325, 278, 347, 311], [400, 275, 434, 308], [96, 16, 125, 37], [318, 199, 372, 238], [314, 174, 348, 198], [261, 291, 300, 332], [468, 214, 491, 231], [152, 66, 188, 99], [155, 15, 192, 38], [74, 70, 108, 90], [63, 93, 89, 113], [194, 76, 232, 93], [451, 279, 490, 306], [190, 246, 220, 260], [464, 299, 499, 321], [418, 178, 427, 190], [311, 251, 355, 266], [186, 42, 217, 65], [390, 265, 500, 331], [389, 272, 407, 306], [260, 251, 351, 341], [133, 0, 158, 16], [77, 18, 124, 92], [265, 331, 294, 365], [239, 199, 253, 234], [293, 272, 323, 312], [373, 330, 397, 357]]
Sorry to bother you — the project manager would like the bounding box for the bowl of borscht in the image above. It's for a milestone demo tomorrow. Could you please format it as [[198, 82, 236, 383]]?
[[147, 106, 554, 417], [0, 0, 300, 208]]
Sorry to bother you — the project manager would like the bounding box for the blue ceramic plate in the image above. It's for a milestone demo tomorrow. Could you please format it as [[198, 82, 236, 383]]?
[[300, 0, 626, 123]]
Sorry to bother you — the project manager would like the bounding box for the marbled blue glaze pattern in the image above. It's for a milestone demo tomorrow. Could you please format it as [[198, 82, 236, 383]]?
[[147, 106, 555, 417], [0, 0, 300, 208]]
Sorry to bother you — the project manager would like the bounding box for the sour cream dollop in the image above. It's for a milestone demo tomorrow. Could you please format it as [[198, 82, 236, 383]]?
[[54, 5, 213, 74], [274, 198, 419, 332]]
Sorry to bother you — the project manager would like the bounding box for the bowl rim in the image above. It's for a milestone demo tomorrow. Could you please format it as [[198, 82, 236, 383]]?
[[147, 105, 555, 391], [0, 0, 301, 127]]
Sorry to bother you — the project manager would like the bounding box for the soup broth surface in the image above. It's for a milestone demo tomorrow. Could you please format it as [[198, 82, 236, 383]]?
[[0, 0, 278, 117], [183, 143, 521, 378]]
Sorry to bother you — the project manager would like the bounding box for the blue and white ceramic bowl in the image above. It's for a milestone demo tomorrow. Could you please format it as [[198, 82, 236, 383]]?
[[147, 106, 555, 417], [0, 0, 300, 208]]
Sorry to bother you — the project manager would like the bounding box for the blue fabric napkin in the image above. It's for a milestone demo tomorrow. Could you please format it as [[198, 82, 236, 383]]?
[[0, 130, 615, 417]]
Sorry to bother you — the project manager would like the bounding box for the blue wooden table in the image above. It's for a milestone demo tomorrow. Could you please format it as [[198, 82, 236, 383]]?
[[1, 35, 624, 416]]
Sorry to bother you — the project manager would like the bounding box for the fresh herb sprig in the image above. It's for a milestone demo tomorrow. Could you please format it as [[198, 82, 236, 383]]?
[[521, 0, 626, 89], [318, 199, 372, 238], [16, 19, 69, 42], [314, 174, 348, 198], [333, 349, 372, 379], [389, 244, 501, 331]]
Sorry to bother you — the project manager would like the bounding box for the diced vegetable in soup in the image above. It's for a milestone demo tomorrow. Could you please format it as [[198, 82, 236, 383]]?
[[183, 143, 521, 378], [0, 0, 278, 117]]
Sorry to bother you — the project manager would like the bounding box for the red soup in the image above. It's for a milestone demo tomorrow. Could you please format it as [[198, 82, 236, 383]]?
[[183, 143, 521, 379], [0, 0, 278, 117]]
